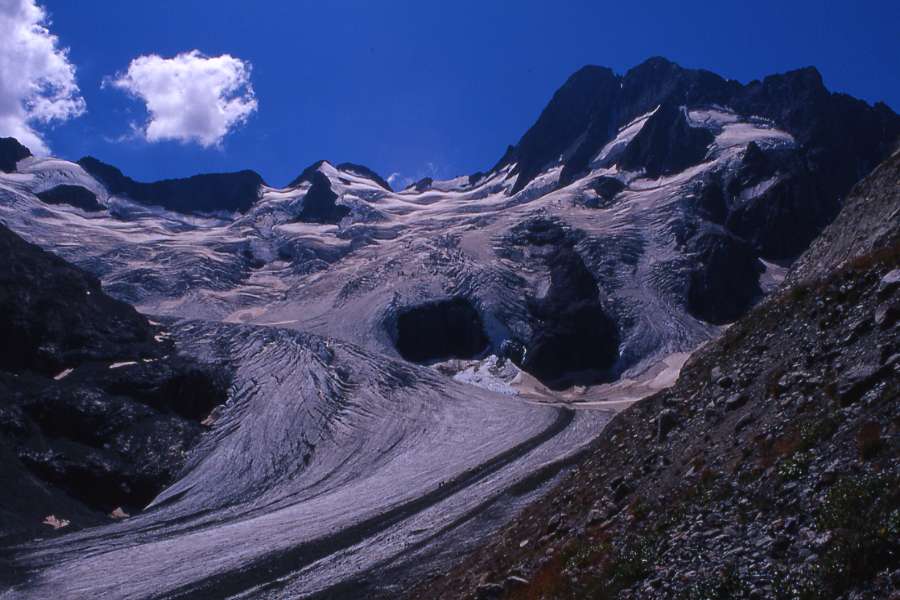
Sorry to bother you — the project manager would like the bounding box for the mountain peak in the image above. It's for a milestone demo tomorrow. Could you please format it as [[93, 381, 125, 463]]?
[[496, 58, 899, 195], [0, 137, 33, 173], [287, 159, 332, 188]]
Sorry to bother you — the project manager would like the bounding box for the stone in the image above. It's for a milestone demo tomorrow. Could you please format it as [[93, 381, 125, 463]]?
[[657, 409, 678, 442], [505, 575, 528, 588], [836, 364, 882, 406], [878, 269, 900, 297], [734, 413, 754, 433], [725, 394, 748, 411], [475, 582, 504, 599]]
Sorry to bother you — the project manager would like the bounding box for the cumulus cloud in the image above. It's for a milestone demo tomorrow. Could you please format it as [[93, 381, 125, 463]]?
[[107, 50, 257, 147], [0, 0, 85, 154], [387, 172, 413, 190]]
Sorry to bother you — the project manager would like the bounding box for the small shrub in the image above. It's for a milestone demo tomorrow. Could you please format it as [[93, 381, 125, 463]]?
[[816, 474, 889, 531], [772, 564, 825, 600], [814, 473, 900, 593], [776, 451, 811, 481], [607, 534, 656, 588]]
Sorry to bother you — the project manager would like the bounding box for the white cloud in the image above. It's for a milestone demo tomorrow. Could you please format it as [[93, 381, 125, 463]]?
[[0, 0, 85, 154], [107, 50, 257, 147], [387, 172, 413, 189]]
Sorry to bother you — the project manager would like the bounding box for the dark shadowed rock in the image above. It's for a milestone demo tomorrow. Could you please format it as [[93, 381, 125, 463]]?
[[294, 170, 350, 224], [0, 224, 229, 543], [726, 168, 834, 260], [0, 137, 31, 173], [409, 177, 433, 192], [336, 162, 393, 191], [618, 102, 714, 178], [78, 156, 264, 214], [584, 176, 626, 208], [788, 151, 900, 285], [0, 224, 155, 375], [498, 66, 620, 192], [515, 220, 619, 387], [686, 230, 763, 324], [36, 185, 104, 212]]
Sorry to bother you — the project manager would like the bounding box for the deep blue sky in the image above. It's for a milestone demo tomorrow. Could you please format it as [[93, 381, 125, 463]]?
[[39, 0, 900, 187]]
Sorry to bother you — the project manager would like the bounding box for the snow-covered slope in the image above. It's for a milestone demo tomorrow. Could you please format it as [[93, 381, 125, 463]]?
[[0, 104, 819, 384]]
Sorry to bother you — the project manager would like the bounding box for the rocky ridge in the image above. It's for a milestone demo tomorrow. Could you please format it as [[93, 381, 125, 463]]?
[[0, 223, 229, 547]]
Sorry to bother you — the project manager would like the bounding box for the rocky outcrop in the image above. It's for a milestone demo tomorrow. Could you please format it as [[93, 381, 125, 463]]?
[[337, 162, 393, 191], [584, 176, 625, 209], [0, 224, 228, 544], [686, 230, 763, 324], [78, 156, 264, 214], [0, 137, 31, 173], [504, 218, 619, 388], [499, 65, 620, 193], [35, 185, 104, 212], [409, 177, 434, 192], [293, 170, 350, 224], [0, 224, 155, 374], [618, 102, 714, 177]]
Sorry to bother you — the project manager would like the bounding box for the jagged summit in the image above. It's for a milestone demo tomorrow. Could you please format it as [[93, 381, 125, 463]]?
[[287, 159, 392, 191], [495, 57, 899, 198]]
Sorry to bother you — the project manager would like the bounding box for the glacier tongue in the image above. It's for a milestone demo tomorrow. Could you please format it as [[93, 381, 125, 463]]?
[[15, 319, 609, 598]]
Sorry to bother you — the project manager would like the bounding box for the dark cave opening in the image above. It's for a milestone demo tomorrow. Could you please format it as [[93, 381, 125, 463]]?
[[395, 298, 489, 363]]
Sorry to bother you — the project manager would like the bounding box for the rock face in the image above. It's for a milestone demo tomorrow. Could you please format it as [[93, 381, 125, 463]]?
[[0, 137, 31, 172], [0, 224, 228, 544], [618, 102, 715, 177], [499, 217, 620, 387], [496, 65, 620, 193], [686, 230, 763, 324], [0, 224, 155, 374], [77, 156, 264, 214], [35, 185, 103, 212], [410, 151, 900, 600], [293, 170, 351, 224], [337, 162, 393, 191]]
